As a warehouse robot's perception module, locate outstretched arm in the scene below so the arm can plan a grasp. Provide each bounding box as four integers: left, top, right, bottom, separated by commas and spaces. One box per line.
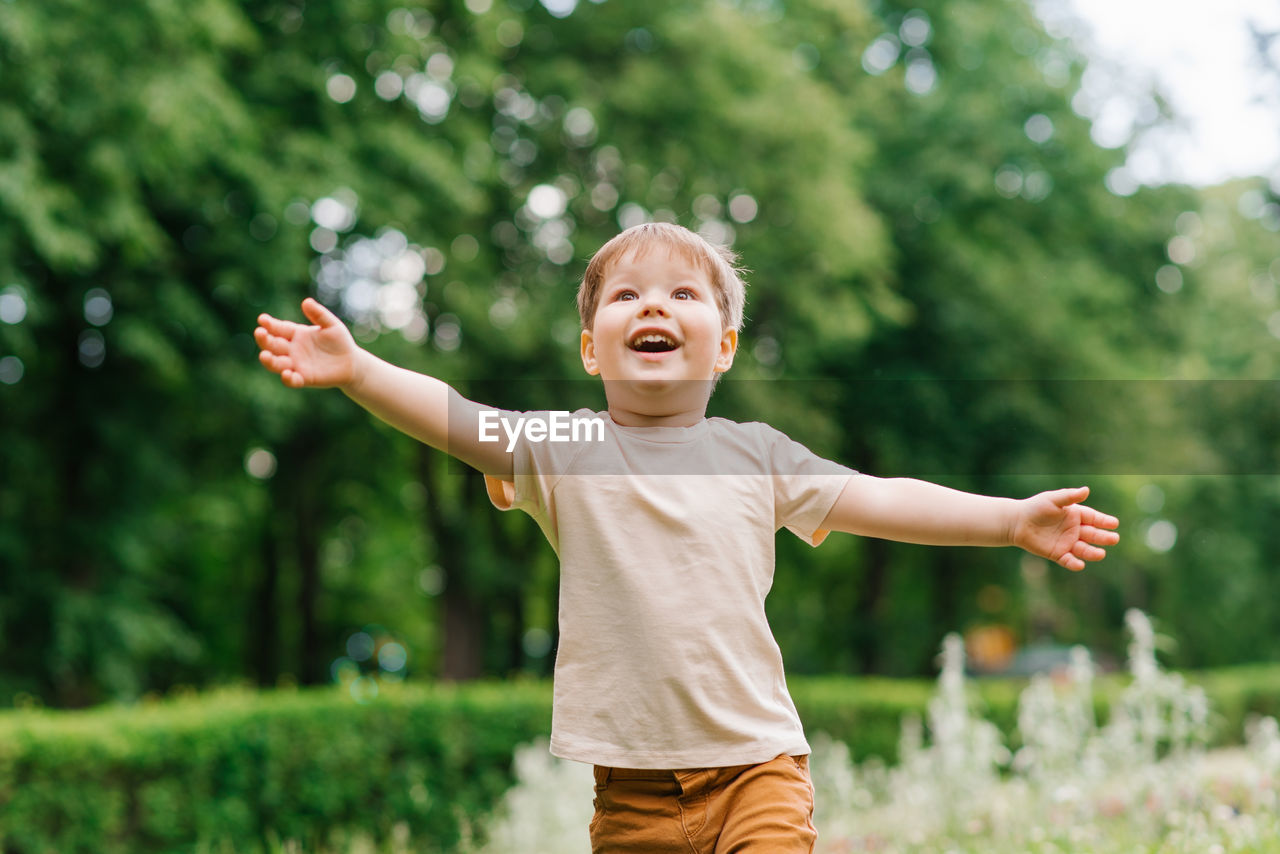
819, 477, 1118, 571
254, 298, 513, 478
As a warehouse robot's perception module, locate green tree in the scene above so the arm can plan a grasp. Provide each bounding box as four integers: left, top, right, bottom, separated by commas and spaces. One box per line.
0, 0, 895, 699
5, 0, 1275, 705
750, 0, 1204, 675
0, 0, 483, 702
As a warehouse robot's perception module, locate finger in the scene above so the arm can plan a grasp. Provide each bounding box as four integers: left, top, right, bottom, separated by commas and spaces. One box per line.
259, 350, 293, 375
268, 333, 293, 357
1050, 486, 1090, 508
1079, 505, 1120, 529
282, 368, 307, 388
1058, 553, 1086, 572
255, 329, 292, 357
1080, 525, 1120, 546
1072, 540, 1107, 562
301, 298, 339, 329
257, 314, 298, 340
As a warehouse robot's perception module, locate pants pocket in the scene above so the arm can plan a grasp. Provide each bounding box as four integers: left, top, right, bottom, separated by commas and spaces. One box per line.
677, 792, 709, 837
589, 779, 608, 836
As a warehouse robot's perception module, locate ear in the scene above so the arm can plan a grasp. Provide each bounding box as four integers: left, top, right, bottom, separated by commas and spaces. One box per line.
580, 329, 601, 376
714, 328, 738, 374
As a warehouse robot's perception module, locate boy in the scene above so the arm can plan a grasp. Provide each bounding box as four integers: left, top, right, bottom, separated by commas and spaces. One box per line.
255, 222, 1119, 852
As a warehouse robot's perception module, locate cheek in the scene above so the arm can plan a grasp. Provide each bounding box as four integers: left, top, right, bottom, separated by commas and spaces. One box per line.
593, 314, 625, 340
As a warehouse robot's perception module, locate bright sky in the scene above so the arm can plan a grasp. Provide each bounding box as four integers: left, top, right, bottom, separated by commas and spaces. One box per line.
1036, 0, 1280, 187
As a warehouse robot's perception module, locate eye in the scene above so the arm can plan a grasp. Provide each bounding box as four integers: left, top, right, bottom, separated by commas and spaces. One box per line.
673, 288, 696, 300
613, 289, 637, 301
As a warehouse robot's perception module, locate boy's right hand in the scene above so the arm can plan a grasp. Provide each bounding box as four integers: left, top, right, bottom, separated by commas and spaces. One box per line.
255, 298, 360, 390
255, 297, 513, 478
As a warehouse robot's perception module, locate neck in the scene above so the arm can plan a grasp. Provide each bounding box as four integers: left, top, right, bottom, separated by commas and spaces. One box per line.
606, 406, 707, 428
600, 378, 714, 427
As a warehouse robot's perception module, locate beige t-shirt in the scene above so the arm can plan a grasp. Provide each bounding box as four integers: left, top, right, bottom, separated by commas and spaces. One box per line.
485, 411, 854, 769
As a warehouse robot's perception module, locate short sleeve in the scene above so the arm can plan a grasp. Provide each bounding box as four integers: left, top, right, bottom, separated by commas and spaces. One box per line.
765, 428, 856, 547
480, 409, 599, 555
476, 409, 545, 522
483, 474, 518, 511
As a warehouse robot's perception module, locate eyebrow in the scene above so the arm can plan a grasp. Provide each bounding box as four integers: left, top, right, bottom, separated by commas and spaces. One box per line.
604, 279, 708, 297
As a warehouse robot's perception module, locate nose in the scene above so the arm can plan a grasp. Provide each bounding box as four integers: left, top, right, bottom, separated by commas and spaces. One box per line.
636, 295, 670, 317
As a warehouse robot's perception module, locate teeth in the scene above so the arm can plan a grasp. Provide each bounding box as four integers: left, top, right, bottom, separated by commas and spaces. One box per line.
629, 330, 678, 352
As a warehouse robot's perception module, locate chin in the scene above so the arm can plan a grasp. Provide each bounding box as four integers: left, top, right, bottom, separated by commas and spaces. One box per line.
604, 377, 716, 409
607, 376, 680, 395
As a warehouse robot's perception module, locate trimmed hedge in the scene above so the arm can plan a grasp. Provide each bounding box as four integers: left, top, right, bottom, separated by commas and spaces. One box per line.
3, 667, 1280, 852
0, 682, 552, 854
794, 665, 1280, 765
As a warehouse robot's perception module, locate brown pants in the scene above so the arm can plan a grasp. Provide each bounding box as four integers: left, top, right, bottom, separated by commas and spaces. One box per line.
589, 754, 817, 853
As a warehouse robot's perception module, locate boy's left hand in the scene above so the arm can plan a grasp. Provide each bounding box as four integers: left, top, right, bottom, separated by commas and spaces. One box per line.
1013, 486, 1120, 571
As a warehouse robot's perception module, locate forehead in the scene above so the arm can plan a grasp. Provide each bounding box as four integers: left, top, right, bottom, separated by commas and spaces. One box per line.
601, 242, 715, 283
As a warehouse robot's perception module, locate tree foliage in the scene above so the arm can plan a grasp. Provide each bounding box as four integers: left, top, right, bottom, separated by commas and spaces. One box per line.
2, 0, 1276, 706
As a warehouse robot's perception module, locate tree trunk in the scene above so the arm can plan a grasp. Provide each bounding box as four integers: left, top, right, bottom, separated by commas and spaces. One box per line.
929, 549, 959, 671
851, 435, 888, 674
295, 504, 322, 685
441, 588, 484, 679
855, 536, 889, 673
419, 444, 485, 680
253, 520, 280, 687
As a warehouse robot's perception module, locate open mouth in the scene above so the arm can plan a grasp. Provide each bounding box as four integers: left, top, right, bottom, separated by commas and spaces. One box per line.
628, 331, 679, 353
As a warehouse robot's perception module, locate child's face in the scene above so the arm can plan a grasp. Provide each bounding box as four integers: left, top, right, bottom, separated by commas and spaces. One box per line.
580, 247, 737, 411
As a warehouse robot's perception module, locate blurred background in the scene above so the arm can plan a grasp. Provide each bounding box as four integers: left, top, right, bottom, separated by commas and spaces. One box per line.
3, 0, 1280, 709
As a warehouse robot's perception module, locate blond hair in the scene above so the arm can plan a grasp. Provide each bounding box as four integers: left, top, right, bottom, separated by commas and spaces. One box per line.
577, 222, 747, 332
